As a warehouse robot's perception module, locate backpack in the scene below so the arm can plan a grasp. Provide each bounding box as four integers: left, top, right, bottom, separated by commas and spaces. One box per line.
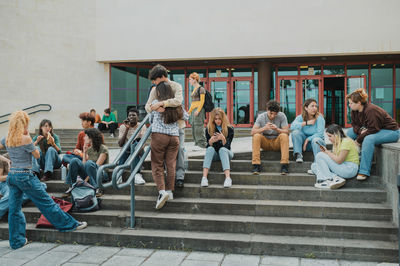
70, 181, 100, 212
202, 88, 215, 112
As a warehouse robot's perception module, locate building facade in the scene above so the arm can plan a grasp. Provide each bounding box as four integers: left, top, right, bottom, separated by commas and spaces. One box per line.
1, 0, 399, 135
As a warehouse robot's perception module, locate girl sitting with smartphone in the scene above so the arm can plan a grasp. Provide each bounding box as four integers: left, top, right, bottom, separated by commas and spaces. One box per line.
311, 124, 359, 189
201, 108, 234, 188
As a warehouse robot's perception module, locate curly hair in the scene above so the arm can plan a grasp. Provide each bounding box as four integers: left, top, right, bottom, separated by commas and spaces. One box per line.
84, 128, 104, 152
6, 110, 30, 147
346, 88, 368, 105
207, 108, 232, 138
189, 72, 200, 82
79, 112, 95, 125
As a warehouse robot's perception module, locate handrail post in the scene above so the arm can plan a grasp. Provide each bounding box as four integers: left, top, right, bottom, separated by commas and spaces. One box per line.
131, 180, 135, 228
397, 172, 400, 263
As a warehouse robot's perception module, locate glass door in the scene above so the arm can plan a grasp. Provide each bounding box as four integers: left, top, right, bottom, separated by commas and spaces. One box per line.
232, 77, 253, 126
209, 78, 230, 121
345, 76, 367, 126
301, 78, 322, 105
278, 78, 298, 124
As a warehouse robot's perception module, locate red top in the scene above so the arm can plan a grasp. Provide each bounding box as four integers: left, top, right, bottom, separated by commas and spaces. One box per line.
75, 131, 85, 150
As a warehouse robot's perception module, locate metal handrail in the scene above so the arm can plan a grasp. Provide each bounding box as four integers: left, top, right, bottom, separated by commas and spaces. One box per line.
96, 113, 152, 228
0, 104, 52, 124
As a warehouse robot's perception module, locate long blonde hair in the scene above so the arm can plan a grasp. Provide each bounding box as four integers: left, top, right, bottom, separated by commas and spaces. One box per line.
6, 111, 30, 147
207, 108, 231, 137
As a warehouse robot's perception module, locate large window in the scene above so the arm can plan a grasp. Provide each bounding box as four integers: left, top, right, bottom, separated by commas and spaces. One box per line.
371, 64, 393, 116
168, 70, 185, 106
323, 65, 345, 75
110, 66, 137, 123
278, 66, 297, 76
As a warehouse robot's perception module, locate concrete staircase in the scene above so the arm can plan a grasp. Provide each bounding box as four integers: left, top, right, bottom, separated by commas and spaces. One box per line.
0, 149, 398, 262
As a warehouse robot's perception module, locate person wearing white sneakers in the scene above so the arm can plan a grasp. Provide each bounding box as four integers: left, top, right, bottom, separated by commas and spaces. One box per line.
117, 108, 147, 185
201, 108, 234, 188
312, 124, 359, 190
150, 81, 189, 209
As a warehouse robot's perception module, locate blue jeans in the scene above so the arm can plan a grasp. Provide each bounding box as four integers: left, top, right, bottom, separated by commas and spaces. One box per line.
203, 147, 234, 171
62, 153, 82, 165
176, 128, 186, 181
7, 169, 79, 249
311, 152, 359, 182
0, 181, 47, 219
118, 140, 141, 172
32, 147, 62, 173
291, 130, 325, 160
66, 159, 99, 188
347, 128, 400, 176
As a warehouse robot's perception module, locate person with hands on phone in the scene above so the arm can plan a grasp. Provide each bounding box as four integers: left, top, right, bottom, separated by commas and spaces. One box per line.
201, 108, 234, 188
32, 119, 62, 182
64, 128, 109, 197
346, 88, 399, 181
290, 98, 325, 164
312, 124, 359, 189
118, 108, 147, 185
251, 100, 290, 175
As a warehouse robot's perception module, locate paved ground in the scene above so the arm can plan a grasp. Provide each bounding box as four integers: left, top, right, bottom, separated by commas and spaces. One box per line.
0, 240, 396, 266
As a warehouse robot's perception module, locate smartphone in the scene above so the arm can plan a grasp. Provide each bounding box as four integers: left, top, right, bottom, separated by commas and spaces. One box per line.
316, 140, 326, 150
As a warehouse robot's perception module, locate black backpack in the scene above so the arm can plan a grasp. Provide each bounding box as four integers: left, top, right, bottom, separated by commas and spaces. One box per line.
202, 88, 215, 112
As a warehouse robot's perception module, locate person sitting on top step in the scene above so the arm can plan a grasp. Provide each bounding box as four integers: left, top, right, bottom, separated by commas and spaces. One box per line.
32, 119, 62, 181
61, 112, 95, 166
118, 107, 147, 185
201, 108, 234, 188
290, 98, 325, 169
312, 124, 359, 190
98, 108, 118, 138
346, 88, 400, 181
251, 100, 290, 175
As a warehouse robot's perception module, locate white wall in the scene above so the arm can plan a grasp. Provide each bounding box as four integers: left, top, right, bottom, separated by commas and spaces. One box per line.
96, 0, 400, 62
0, 0, 108, 136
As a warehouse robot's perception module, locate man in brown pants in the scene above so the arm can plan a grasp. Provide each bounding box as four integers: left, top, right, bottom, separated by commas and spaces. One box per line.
251, 100, 290, 175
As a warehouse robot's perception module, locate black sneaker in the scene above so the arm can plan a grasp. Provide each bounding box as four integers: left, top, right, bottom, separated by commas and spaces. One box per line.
251, 164, 262, 175
281, 164, 289, 175
176, 179, 184, 188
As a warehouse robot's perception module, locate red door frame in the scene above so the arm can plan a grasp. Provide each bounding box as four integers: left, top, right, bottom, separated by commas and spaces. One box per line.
231, 76, 254, 127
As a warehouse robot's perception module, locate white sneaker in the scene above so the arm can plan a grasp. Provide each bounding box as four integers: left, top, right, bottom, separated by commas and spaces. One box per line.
330, 176, 346, 189
307, 169, 315, 175
110, 133, 115, 138
76, 221, 88, 230
166, 190, 173, 200
155, 191, 169, 209
295, 154, 303, 163
134, 173, 146, 185
201, 177, 208, 187
223, 177, 232, 188
314, 180, 332, 189
356, 174, 368, 181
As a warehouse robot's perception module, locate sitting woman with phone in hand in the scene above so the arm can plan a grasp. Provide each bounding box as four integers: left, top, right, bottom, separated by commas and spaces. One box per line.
311, 124, 359, 190
201, 108, 234, 188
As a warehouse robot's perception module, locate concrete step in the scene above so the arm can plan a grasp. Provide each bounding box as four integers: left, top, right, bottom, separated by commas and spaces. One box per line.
48, 194, 392, 221
2, 208, 396, 242
44, 181, 386, 203
0, 224, 396, 262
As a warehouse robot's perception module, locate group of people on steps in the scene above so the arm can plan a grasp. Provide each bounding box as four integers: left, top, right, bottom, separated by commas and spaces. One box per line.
0, 64, 398, 249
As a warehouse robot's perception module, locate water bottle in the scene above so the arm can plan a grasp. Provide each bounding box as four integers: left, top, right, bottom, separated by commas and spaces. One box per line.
61, 165, 67, 181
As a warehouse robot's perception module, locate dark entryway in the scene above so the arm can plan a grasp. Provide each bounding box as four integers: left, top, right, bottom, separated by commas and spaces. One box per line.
324, 77, 345, 126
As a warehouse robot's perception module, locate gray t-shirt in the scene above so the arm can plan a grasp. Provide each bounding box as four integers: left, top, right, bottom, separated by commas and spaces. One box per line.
254, 112, 288, 139
1, 138, 37, 169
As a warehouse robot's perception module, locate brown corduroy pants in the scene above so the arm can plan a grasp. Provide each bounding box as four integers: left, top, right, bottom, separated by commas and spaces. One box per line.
151, 133, 180, 191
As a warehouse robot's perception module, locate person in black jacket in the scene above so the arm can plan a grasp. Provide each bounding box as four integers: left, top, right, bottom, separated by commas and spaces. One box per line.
201, 108, 234, 188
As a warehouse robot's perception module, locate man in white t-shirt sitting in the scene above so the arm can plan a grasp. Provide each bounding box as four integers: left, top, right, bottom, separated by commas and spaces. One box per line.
118, 108, 147, 185
251, 100, 290, 175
